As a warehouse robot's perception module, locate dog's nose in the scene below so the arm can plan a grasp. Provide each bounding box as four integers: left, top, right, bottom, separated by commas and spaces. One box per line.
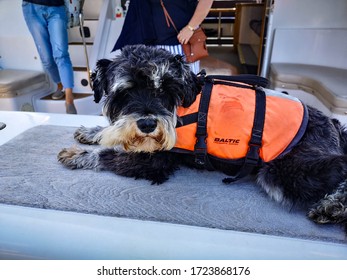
137, 118, 157, 133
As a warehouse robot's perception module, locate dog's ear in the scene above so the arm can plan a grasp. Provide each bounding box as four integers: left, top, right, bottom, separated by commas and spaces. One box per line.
91, 59, 112, 103
181, 73, 201, 107
171, 56, 201, 107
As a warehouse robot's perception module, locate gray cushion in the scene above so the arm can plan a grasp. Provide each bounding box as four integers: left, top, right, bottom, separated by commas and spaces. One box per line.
0, 125, 345, 244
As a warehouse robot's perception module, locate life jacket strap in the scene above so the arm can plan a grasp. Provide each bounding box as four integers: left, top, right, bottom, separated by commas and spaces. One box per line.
194, 79, 214, 169
207, 74, 269, 88
176, 112, 198, 128
223, 86, 266, 183
175, 74, 269, 180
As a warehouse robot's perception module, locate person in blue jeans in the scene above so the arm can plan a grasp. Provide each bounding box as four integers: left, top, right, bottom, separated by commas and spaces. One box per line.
22, 0, 77, 114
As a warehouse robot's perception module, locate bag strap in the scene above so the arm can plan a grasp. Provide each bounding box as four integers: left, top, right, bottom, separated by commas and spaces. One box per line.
160, 0, 179, 33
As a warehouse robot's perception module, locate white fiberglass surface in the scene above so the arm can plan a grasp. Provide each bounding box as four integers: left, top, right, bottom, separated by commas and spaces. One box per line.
1, 204, 347, 260
0, 111, 107, 146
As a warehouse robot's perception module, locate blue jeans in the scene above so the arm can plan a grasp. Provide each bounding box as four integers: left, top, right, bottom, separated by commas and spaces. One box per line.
22, 2, 74, 89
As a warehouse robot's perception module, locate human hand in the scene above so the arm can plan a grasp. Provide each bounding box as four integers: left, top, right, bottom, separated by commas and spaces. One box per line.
177, 26, 194, 45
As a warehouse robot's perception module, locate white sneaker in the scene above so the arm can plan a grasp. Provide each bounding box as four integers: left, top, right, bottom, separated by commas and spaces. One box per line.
52, 89, 65, 100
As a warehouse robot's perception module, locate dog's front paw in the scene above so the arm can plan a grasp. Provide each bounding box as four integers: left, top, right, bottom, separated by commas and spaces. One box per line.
74, 126, 102, 145
57, 146, 87, 169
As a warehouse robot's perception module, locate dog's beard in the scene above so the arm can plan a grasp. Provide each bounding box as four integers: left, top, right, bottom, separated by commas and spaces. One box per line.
94, 113, 177, 153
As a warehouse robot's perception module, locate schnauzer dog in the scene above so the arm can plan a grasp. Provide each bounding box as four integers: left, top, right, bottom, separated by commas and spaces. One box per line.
58, 45, 347, 231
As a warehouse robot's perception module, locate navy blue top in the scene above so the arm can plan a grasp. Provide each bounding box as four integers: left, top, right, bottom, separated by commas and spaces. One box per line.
113, 0, 198, 51
23, 0, 64, 6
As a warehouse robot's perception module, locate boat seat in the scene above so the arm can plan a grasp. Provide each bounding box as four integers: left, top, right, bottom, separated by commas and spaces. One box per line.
0, 69, 48, 98
270, 63, 347, 114
200, 56, 239, 75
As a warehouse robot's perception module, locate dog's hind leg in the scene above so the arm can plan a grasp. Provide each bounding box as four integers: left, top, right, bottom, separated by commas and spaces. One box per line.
257, 155, 347, 205
58, 146, 179, 184
257, 155, 347, 229
73, 126, 104, 145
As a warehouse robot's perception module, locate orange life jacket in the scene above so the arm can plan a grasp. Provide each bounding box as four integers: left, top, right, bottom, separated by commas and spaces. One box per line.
173, 76, 308, 178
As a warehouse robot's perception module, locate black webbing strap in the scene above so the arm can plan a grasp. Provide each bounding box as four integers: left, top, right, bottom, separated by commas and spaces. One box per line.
175, 76, 267, 177
176, 112, 198, 128
176, 74, 268, 128
194, 79, 214, 169
223, 87, 266, 183
207, 74, 269, 88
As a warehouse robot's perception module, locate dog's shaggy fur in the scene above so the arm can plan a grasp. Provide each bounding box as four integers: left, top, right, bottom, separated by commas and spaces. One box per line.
58, 45, 347, 231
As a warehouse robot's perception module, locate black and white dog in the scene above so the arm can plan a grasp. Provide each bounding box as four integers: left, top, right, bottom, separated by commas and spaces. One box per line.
58, 45, 347, 230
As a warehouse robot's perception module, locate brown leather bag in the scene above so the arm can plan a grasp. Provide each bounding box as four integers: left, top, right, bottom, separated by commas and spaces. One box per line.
160, 0, 209, 63
182, 27, 209, 63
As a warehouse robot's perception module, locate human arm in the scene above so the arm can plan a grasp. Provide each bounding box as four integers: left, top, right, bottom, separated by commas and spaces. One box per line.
177, 0, 214, 44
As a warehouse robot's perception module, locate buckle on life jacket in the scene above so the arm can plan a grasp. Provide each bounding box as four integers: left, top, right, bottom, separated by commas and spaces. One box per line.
194, 134, 207, 166
245, 128, 262, 166
245, 142, 261, 166
193, 78, 213, 169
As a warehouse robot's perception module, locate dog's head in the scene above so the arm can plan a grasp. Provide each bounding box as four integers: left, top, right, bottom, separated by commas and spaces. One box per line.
91, 45, 201, 153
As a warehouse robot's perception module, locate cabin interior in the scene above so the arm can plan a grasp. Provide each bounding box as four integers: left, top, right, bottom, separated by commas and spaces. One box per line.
0, 0, 347, 117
